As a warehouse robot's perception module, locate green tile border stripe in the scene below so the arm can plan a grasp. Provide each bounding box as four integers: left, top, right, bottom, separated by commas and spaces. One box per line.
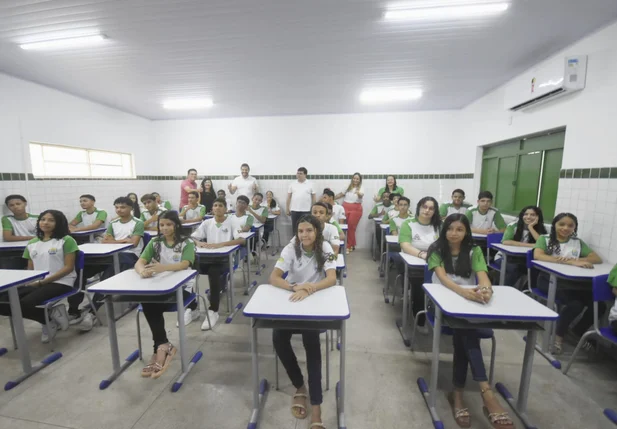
0, 173, 476, 181
560, 167, 617, 179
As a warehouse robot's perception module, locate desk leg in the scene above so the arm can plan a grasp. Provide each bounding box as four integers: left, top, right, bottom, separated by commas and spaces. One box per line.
396, 263, 411, 347
499, 253, 507, 285
227, 253, 234, 313
172, 286, 202, 392
113, 253, 120, 275
89, 234, 94, 243
379, 232, 385, 278
496, 329, 538, 429
530, 274, 561, 369
4, 286, 63, 391
248, 320, 268, 429
371, 225, 376, 261
336, 320, 347, 429
383, 242, 390, 303
417, 306, 443, 428
99, 297, 139, 390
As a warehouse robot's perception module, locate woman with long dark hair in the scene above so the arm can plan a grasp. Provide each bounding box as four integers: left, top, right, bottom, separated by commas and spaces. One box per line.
127, 192, 142, 219
335, 172, 364, 253
200, 177, 217, 214
373, 175, 405, 202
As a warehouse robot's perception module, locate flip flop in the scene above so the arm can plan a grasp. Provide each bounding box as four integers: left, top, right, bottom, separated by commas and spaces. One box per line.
310, 423, 326, 429
291, 393, 308, 419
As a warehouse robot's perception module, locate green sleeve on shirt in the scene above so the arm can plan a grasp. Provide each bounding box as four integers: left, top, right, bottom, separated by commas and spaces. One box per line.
74, 211, 84, 224
164, 201, 172, 210
246, 215, 254, 227
96, 210, 108, 222
534, 235, 548, 252
608, 264, 617, 287
502, 223, 516, 242
133, 220, 145, 237
1, 216, 13, 231
377, 187, 386, 197
262, 207, 269, 217
471, 246, 488, 273
22, 240, 34, 260
428, 252, 443, 271
398, 220, 412, 244
63, 236, 79, 254
396, 186, 405, 196
182, 240, 196, 265
389, 219, 397, 234
139, 213, 146, 221
105, 223, 114, 236
493, 211, 506, 230
579, 239, 592, 258
199, 206, 206, 218
369, 205, 378, 216
331, 220, 343, 235
140, 240, 155, 262
383, 212, 391, 223
465, 209, 473, 223
439, 203, 448, 218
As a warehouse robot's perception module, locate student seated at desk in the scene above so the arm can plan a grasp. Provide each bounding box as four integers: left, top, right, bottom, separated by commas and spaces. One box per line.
381, 193, 401, 225
465, 191, 506, 235
500, 206, 547, 287
190, 197, 246, 329
262, 190, 280, 248
323, 203, 345, 242
388, 196, 412, 236
102, 197, 144, 278
399, 196, 441, 327
293, 202, 340, 255
135, 211, 199, 378
321, 189, 346, 224
269, 214, 337, 428
2, 194, 37, 242
141, 194, 165, 231
247, 193, 268, 255
0, 210, 76, 343
151, 192, 172, 211
69, 194, 107, 239
127, 192, 142, 218
427, 213, 514, 429
368, 190, 392, 220
534, 212, 603, 354
607, 264, 617, 334
230, 195, 254, 234
440, 189, 471, 219
217, 189, 234, 212
179, 191, 206, 223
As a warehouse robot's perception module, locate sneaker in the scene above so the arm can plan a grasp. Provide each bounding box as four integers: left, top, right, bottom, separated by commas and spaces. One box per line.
51, 306, 69, 331
77, 312, 95, 332
41, 321, 58, 344
68, 312, 84, 325
176, 308, 200, 327
201, 311, 219, 330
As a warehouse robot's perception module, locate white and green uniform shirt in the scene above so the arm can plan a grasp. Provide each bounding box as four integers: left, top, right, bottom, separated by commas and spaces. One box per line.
2, 214, 38, 237
329, 219, 344, 236
106, 217, 145, 256
141, 208, 165, 227
428, 247, 487, 286
465, 207, 506, 231
140, 237, 196, 289
249, 205, 268, 228
275, 241, 337, 284
73, 208, 107, 227
159, 201, 172, 211
502, 221, 531, 243
439, 202, 471, 218
382, 209, 399, 224
182, 204, 206, 221
398, 218, 440, 251
389, 215, 412, 235
230, 213, 254, 234
191, 217, 241, 243
23, 235, 79, 287
331, 204, 346, 223
534, 235, 592, 260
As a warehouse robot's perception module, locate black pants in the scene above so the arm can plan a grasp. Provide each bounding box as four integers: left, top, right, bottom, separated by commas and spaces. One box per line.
291, 211, 311, 236
273, 329, 323, 405
537, 272, 604, 337
198, 257, 228, 312
142, 289, 195, 353
263, 218, 274, 244
0, 283, 73, 324
452, 329, 490, 388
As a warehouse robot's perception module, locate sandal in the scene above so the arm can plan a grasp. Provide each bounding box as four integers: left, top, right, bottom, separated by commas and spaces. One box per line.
291, 392, 308, 419
310, 423, 326, 429
150, 342, 177, 379
141, 354, 158, 378
447, 392, 471, 428
481, 387, 515, 429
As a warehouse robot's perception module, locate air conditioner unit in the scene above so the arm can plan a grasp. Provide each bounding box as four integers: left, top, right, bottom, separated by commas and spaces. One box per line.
504, 55, 587, 112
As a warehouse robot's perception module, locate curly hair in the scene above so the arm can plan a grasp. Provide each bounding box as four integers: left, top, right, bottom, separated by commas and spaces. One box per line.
547, 212, 578, 255
36, 210, 70, 240
293, 214, 327, 271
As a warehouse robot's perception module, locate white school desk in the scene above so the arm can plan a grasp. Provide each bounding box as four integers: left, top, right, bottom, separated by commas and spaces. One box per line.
383, 235, 400, 302
379, 223, 389, 277
490, 243, 531, 286
243, 284, 350, 429
419, 284, 558, 429
340, 223, 348, 231
71, 227, 107, 243
0, 269, 61, 391
78, 243, 132, 275
472, 233, 487, 239
396, 253, 427, 346
531, 260, 614, 367
336, 253, 346, 286
238, 231, 258, 293
195, 245, 242, 320
89, 269, 200, 392
371, 217, 383, 261
180, 220, 202, 233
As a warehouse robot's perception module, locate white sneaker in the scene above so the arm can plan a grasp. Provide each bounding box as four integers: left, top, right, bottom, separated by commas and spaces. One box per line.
77, 312, 95, 332
177, 308, 200, 327
41, 321, 58, 344
68, 312, 84, 325
201, 311, 219, 330
51, 306, 69, 331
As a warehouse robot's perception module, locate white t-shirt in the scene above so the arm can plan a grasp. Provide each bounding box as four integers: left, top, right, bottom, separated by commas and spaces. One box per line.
182, 204, 206, 220
275, 241, 337, 284
331, 204, 346, 223
229, 213, 254, 234
141, 208, 165, 227
232, 175, 258, 199
191, 217, 241, 243
288, 180, 316, 212
249, 205, 268, 228
106, 217, 145, 256
23, 236, 79, 287
2, 214, 38, 238
341, 186, 364, 204
398, 218, 440, 251
290, 222, 340, 249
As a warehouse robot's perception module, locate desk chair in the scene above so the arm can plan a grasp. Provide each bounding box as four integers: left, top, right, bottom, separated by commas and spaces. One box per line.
487, 234, 503, 273
411, 266, 496, 385
378, 226, 390, 278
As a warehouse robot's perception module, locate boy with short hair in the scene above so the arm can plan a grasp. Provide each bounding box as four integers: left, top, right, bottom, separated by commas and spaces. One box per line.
191, 198, 246, 329
389, 197, 412, 236
230, 195, 254, 234
180, 191, 206, 223
439, 189, 470, 219
151, 192, 172, 211
247, 193, 268, 253
69, 194, 107, 238
322, 188, 346, 224
465, 191, 506, 234
368, 191, 392, 219
140, 193, 165, 231
324, 202, 346, 241
217, 189, 234, 212
103, 196, 145, 270
2, 194, 37, 242
382, 193, 401, 224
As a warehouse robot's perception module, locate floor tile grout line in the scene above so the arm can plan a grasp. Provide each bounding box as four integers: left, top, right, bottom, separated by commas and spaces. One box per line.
0, 414, 79, 429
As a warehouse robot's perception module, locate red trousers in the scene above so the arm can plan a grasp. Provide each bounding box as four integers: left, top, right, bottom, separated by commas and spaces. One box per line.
342, 202, 363, 248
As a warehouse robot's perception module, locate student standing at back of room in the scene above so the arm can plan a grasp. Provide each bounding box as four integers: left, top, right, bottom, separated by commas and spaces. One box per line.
335, 172, 364, 253
180, 168, 199, 209
200, 177, 217, 214
440, 189, 471, 219
286, 167, 316, 236
465, 191, 506, 234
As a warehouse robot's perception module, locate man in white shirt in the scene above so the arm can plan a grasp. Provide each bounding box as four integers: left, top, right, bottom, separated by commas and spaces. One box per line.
286, 167, 316, 236
228, 163, 259, 200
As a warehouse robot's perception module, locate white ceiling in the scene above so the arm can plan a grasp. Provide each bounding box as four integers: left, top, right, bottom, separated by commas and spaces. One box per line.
1, 0, 616, 120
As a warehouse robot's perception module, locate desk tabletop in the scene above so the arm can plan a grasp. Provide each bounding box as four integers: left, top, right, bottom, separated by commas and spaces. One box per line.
341, 224, 348, 231
71, 227, 107, 236
0, 241, 29, 250
181, 221, 202, 228
472, 233, 487, 239
532, 260, 614, 280
0, 269, 48, 292
380, 224, 389, 230
238, 231, 256, 239
336, 254, 345, 269
373, 217, 383, 223
490, 243, 531, 255
243, 284, 350, 320
195, 244, 240, 256
423, 284, 558, 321
386, 235, 399, 244
78, 243, 133, 255
268, 214, 279, 219
88, 269, 197, 295
399, 252, 427, 267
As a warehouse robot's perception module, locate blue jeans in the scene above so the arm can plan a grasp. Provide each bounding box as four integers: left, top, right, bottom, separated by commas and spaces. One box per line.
452, 329, 490, 388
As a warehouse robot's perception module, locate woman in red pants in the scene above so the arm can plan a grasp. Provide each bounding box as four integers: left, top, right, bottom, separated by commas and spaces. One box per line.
336, 172, 364, 253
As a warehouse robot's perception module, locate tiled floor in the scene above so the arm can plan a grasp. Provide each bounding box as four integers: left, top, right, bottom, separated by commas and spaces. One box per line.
0, 250, 616, 429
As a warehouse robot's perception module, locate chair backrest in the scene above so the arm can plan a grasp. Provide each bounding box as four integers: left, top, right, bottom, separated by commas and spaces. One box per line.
487, 232, 504, 247
143, 233, 152, 249
424, 265, 432, 283
74, 250, 85, 291
592, 274, 612, 302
